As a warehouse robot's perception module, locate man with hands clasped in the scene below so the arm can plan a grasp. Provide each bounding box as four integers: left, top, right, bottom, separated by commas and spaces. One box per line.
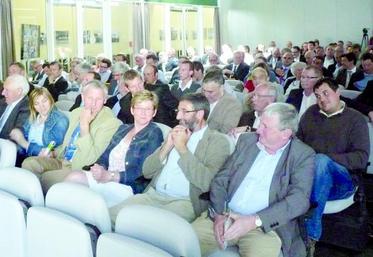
109, 93, 231, 223
192, 103, 315, 257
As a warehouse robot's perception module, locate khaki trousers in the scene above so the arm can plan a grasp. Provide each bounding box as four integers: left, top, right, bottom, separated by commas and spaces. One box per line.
192, 211, 282, 257
110, 187, 196, 224
22, 157, 72, 193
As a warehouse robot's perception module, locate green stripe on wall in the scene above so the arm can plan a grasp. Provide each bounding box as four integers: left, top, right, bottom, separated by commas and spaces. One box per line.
145, 0, 217, 6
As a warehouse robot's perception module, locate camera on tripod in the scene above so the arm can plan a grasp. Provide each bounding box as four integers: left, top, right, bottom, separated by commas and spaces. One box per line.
363, 28, 369, 35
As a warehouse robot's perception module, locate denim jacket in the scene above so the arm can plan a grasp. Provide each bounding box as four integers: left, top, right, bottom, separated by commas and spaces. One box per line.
96, 122, 163, 193
22, 107, 69, 156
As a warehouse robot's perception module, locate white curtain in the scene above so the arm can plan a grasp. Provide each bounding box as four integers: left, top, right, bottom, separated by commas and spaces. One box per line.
0, 0, 15, 81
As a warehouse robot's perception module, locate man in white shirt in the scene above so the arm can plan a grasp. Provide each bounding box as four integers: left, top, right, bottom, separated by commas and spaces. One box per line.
0, 75, 30, 139
335, 52, 359, 88
170, 60, 201, 99
192, 103, 315, 257
109, 93, 231, 223
286, 66, 323, 118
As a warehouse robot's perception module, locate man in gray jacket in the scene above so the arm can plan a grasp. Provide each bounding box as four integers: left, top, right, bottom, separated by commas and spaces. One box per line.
192, 103, 315, 257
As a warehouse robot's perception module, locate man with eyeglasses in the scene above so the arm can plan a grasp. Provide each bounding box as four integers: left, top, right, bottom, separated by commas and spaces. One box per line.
118, 69, 178, 127
230, 82, 277, 138
109, 93, 231, 223
297, 78, 369, 256
98, 58, 113, 84
286, 66, 322, 118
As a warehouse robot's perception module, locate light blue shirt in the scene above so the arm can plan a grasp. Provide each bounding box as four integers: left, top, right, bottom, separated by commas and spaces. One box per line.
155, 125, 208, 198
228, 140, 290, 215
28, 120, 45, 146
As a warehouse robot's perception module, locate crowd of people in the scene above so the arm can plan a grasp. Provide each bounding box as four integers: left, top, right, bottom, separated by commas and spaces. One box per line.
0, 38, 372, 257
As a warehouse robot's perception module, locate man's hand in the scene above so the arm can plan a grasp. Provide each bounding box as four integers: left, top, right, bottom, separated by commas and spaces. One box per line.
90, 164, 110, 183
213, 214, 226, 249
79, 108, 97, 136
368, 111, 373, 123
224, 213, 256, 241
171, 125, 191, 154
159, 131, 174, 162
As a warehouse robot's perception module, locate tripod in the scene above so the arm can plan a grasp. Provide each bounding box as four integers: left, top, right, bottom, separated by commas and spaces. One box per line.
361, 32, 369, 50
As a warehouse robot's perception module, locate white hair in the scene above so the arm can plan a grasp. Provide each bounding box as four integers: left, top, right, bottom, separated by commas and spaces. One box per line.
6, 74, 29, 96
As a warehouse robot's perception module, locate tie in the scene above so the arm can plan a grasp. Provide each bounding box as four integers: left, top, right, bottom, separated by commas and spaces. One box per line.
0, 105, 11, 133
345, 70, 352, 88
232, 65, 237, 74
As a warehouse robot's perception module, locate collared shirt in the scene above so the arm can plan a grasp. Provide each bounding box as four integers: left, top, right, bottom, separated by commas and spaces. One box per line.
112, 94, 124, 117
155, 125, 208, 198
345, 67, 357, 88
100, 70, 112, 83
228, 140, 290, 215
178, 79, 193, 92
299, 92, 317, 118
208, 101, 218, 118
323, 57, 335, 69
319, 101, 346, 118
0, 97, 24, 133
252, 111, 261, 129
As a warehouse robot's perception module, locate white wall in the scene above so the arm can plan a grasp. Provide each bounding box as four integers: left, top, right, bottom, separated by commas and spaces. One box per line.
218, 0, 373, 50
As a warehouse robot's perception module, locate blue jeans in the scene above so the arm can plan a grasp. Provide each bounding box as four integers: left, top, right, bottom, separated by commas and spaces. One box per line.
306, 154, 355, 240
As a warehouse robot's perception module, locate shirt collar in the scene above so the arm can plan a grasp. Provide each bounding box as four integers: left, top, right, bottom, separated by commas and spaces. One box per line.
256, 139, 291, 155
178, 79, 193, 91
319, 101, 345, 118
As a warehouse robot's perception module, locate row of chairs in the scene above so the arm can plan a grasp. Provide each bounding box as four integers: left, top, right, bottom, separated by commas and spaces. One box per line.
0, 167, 201, 257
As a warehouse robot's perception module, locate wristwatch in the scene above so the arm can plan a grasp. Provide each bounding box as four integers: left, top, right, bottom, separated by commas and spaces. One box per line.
255, 215, 262, 228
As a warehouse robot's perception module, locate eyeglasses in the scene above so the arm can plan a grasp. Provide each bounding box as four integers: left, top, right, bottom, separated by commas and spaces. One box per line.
133, 107, 154, 113
175, 109, 201, 115
301, 76, 319, 80
252, 93, 275, 98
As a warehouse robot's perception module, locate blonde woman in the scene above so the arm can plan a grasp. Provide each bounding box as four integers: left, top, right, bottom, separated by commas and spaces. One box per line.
10, 87, 69, 162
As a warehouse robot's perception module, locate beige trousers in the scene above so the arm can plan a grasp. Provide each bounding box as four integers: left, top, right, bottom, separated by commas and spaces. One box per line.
110, 187, 196, 224
22, 157, 72, 193
192, 211, 282, 257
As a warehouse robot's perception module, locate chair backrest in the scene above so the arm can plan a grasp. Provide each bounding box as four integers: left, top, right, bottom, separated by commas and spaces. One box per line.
115, 205, 201, 257
0, 167, 44, 206
55, 100, 75, 111
339, 89, 362, 100
26, 207, 93, 257
154, 122, 171, 140
46, 182, 111, 233
0, 190, 27, 257
0, 139, 17, 168
97, 233, 172, 257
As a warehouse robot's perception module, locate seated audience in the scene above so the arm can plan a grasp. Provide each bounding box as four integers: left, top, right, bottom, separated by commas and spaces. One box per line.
8, 62, 35, 95
43, 61, 68, 101
69, 71, 101, 111
108, 62, 130, 96
109, 93, 231, 223
297, 78, 369, 254
202, 69, 242, 133
223, 50, 250, 82
348, 53, 373, 91
170, 60, 201, 100
22, 80, 121, 192
193, 102, 315, 257
193, 61, 204, 85
143, 65, 178, 127
9, 88, 69, 164
274, 52, 294, 86
30, 59, 45, 84
286, 65, 322, 118
145, 53, 167, 84
65, 90, 163, 207
98, 58, 113, 84
335, 52, 360, 88
231, 82, 277, 136
0, 75, 30, 139
284, 62, 307, 97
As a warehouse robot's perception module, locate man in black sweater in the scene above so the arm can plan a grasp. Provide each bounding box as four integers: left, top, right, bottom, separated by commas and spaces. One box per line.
297, 78, 369, 248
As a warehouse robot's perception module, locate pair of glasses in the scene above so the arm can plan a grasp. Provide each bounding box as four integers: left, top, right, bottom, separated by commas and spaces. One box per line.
301, 76, 319, 80
175, 109, 200, 114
